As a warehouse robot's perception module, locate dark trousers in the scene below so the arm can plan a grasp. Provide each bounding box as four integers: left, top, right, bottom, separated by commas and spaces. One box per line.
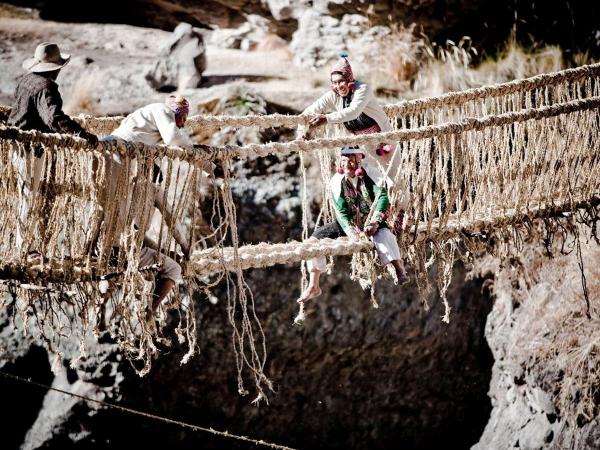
311, 221, 389, 239
312, 221, 345, 239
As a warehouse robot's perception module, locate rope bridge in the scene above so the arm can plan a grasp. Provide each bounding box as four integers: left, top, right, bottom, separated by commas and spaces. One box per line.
0, 63, 599, 402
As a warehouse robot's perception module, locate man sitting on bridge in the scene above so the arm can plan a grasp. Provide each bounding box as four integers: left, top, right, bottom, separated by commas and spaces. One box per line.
298, 145, 408, 304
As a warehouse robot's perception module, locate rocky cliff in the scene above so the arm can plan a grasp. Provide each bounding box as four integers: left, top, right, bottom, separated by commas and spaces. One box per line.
474, 239, 600, 450
6, 0, 600, 59
0, 257, 495, 449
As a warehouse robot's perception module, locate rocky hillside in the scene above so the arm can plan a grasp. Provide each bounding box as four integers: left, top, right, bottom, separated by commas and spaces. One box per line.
5, 0, 600, 60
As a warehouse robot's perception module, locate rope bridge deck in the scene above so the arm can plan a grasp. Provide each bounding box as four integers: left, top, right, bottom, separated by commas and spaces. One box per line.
1, 195, 595, 282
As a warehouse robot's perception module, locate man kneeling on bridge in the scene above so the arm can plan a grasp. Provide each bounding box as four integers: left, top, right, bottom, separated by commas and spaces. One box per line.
298, 145, 408, 303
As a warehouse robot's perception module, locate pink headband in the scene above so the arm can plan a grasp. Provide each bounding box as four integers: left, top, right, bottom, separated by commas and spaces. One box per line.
165, 95, 189, 116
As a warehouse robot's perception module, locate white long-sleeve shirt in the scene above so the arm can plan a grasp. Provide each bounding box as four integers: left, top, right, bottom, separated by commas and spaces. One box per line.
300, 82, 400, 179
299, 81, 392, 134
111, 103, 193, 147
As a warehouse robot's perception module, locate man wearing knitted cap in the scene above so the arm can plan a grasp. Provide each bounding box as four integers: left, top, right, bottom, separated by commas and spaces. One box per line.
298, 145, 408, 304
299, 52, 397, 175
108, 95, 193, 148
104, 95, 208, 181
98, 95, 197, 314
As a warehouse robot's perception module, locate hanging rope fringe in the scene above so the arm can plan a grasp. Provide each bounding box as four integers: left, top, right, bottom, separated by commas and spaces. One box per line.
0, 63, 599, 401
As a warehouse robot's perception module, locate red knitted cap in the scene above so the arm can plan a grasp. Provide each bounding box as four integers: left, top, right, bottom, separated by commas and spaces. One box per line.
330, 51, 354, 80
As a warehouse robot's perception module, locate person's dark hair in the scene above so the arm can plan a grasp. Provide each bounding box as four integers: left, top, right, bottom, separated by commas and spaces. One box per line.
40, 69, 61, 80
330, 71, 348, 80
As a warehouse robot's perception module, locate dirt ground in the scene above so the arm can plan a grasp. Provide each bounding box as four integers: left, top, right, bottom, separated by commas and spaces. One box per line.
0, 14, 326, 116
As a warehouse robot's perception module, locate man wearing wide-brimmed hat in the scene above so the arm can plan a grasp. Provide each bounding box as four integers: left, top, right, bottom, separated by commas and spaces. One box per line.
8, 42, 98, 142
9, 42, 98, 255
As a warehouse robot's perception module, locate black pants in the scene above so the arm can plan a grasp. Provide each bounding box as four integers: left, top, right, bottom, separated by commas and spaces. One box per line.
153, 163, 163, 184
312, 221, 345, 240
311, 221, 389, 239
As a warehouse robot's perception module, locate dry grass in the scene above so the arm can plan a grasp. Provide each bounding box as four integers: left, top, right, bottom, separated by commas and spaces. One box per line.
0, 4, 38, 19
63, 72, 100, 116
485, 227, 600, 428
411, 36, 480, 97
356, 26, 576, 100
353, 23, 427, 96
412, 37, 564, 98
475, 41, 563, 85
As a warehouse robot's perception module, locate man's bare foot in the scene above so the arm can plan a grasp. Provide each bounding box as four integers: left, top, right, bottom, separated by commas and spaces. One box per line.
297, 285, 322, 304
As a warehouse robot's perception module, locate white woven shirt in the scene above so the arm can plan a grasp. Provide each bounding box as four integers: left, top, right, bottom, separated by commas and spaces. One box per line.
111, 102, 193, 147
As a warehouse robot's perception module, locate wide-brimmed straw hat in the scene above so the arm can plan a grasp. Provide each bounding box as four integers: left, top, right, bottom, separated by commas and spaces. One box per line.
22, 42, 71, 73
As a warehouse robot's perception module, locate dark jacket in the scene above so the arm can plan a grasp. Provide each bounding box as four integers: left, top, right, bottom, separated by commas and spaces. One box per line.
8, 72, 94, 139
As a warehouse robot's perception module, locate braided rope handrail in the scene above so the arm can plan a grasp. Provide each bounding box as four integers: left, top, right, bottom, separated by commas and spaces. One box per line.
69, 61, 600, 131
383, 62, 600, 115
1, 63, 598, 133
2, 95, 599, 162
0, 125, 218, 164
75, 62, 600, 131
219, 95, 600, 158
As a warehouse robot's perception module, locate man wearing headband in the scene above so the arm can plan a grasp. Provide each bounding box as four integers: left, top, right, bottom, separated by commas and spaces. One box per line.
108, 95, 193, 148
96, 95, 195, 314
299, 52, 396, 171
104, 95, 203, 183
298, 145, 409, 304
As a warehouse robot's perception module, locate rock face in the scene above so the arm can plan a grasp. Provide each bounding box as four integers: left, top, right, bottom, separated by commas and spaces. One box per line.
0, 266, 495, 449
208, 15, 271, 51
6, 0, 600, 59
145, 22, 206, 91
290, 11, 369, 68
0, 305, 123, 450
473, 242, 600, 450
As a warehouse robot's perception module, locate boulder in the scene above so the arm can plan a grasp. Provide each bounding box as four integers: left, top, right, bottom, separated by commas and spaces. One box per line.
208, 14, 270, 50
145, 22, 206, 91
265, 0, 309, 21
290, 11, 370, 68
